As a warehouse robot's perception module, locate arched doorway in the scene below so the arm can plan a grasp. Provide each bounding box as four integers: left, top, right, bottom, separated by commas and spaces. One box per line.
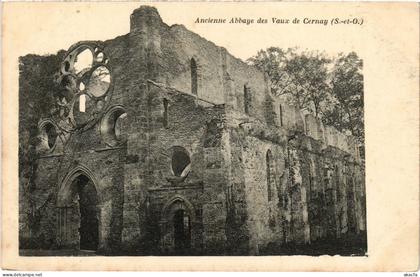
57, 167, 100, 251
75, 175, 99, 250
160, 197, 195, 254
173, 209, 191, 252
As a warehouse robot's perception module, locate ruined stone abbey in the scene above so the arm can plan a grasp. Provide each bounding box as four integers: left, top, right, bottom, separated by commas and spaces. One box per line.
19, 6, 366, 255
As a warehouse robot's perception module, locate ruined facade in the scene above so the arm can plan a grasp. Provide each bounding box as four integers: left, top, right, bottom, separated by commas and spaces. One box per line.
19, 6, 366, 255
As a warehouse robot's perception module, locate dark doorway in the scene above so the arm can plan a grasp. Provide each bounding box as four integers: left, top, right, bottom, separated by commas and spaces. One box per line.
173, 209, 191, 253
76, 175, 99, 251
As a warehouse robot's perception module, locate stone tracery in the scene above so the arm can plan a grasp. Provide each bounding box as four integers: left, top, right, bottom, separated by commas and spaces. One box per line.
56, 43, 113, 131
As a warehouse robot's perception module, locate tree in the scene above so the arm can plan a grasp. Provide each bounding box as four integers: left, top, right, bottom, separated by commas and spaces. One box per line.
248, 48, 365, 157
248, 48, 331, 118
323, 52, 364, 146
247, 47, 293, 97
282, 52, 331, 118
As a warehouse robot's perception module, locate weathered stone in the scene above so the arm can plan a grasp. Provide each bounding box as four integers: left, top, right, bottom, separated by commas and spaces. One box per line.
19, 5, 366, 255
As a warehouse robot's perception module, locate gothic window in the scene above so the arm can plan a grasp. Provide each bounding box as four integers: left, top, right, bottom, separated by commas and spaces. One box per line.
79, 94, 87, 112
115, 112, 127, 141
44, 123, 57, 149
38, 120, 58, 152
191, 58, 198, 95
279, 104, 284, 127
244, 85, 250, 115
73, 94, 93, 124
163, 98, 169, 128
266, 150, 275, 202
171, 146, 191, 177
100, 106, 127, 147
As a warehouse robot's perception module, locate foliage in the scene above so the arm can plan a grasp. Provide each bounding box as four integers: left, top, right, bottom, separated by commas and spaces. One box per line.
248, 48, 332, 118
18, 51, 65, 193
323, 52, 364, 145
248, 48, 364, 150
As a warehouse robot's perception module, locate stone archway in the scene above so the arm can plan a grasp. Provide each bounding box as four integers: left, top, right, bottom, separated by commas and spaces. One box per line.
76, 175, 99, 250
173, 209, 191, 251
56, 165, 101, 251
160, 196, 196, 254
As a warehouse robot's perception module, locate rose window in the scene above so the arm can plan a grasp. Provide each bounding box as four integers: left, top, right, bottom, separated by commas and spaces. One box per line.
57, 43, 112, 130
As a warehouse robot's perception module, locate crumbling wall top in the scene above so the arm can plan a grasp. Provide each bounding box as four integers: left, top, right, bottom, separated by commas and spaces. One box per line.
130, 5, 163, 33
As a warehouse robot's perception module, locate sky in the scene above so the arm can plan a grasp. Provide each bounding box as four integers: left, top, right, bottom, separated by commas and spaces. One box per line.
5, 2, 368, 61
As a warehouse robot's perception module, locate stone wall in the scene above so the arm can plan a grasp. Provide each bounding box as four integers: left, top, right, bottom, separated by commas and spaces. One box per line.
19, 5, 366, 255
120, 80, 229, 254
28, 125, 126, 252
227, 117, 365, 253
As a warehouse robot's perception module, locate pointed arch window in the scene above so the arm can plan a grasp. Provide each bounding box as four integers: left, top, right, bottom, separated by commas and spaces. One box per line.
279, 104, 283, 127
171, 146, 191, 177
266, 150, 275, 202
244, 85, 251, 115
191, 58, 198, 95
163, 98, 169, 128
79, 94, 86, 112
